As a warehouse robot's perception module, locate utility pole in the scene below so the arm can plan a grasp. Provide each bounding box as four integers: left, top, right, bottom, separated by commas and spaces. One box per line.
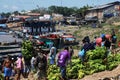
37, 5, 41, 13
61, 0, 62, 6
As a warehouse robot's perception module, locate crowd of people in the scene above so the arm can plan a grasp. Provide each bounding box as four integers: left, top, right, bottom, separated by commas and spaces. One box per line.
78, 29, 117, 62
1, 29, 118, 80
1, 45, 74, 80
2, 54, 25, 80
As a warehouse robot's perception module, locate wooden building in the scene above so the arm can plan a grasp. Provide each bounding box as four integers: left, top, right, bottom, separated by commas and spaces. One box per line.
85, 1, 120, 21
23, 20, 55, 35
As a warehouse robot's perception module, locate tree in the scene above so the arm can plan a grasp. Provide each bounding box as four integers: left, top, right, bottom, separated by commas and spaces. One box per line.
48, 5, 58, 14
21, 10, 27, 15
31, 7, 48, 15
48, 6, 76, 16
39, 7, 48, 15
48, 5, 92, 17
71, 7, 78, 13
22, 40, 33, 60
13, 11, 20, 15
0, 12, 11, 18
76, 5, 92, 18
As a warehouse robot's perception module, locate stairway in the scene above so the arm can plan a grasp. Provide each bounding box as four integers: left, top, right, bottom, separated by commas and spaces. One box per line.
0, 43, 21, 63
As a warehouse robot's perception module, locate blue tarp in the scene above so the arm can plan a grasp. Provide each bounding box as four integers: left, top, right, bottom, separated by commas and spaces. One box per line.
33, 36, 39, 39
104, 13, 114, 18
0, 24, 7, 28
65, 38, 75, 41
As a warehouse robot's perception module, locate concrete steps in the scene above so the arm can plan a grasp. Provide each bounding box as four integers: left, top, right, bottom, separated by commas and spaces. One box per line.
0, 44, 21, 62
0, 45, 20, 50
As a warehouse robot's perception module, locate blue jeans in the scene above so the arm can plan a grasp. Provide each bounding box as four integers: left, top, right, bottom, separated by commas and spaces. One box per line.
24, 65, 30, 73
31, 64, 35, 70
60, 66, 66, 79
50, 59, 55, 65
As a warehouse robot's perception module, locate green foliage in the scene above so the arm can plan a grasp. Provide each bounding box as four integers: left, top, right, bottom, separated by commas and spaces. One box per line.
0, 73, 4, 80
107, 54, 120, 70
48, 6, 75, 16
114, 54, 120, 61
73, 30, 79, 36
107, 62, 118, 70
86, 47, 107, 60
0, 12, 11, 18
78, 70, 85, 79
22, 40, 33, 59
48, 5, 91, 16
47, 47, 120, 79
47, 65, 61, 80
72, 56, 79, 59
67, 58, 83, 79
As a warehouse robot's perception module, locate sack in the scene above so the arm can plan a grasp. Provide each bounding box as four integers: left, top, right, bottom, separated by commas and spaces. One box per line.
78, 49, 85, 57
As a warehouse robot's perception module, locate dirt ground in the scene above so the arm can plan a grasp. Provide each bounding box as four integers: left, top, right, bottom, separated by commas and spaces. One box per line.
81, 64, 120, 80
56, 25, 113, 42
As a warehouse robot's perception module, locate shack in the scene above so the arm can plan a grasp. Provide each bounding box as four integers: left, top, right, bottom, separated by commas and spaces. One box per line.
23, 20, 56, 35
85, 1, 120, 22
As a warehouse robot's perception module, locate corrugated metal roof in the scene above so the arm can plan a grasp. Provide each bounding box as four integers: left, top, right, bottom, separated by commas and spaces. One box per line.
27, 13, 41, 16
88, 1, 120, 11
15, 16, 30, 19
88, 4, 113, 10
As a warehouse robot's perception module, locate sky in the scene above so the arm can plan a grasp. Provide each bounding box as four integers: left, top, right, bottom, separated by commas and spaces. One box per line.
0, 0, 119, 13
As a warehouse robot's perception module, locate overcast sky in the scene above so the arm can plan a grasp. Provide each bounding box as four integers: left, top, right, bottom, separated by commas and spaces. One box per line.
0, 0, 119, 12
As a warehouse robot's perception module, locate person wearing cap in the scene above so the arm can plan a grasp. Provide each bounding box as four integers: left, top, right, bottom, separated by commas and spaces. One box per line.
15, 54, 24, 80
